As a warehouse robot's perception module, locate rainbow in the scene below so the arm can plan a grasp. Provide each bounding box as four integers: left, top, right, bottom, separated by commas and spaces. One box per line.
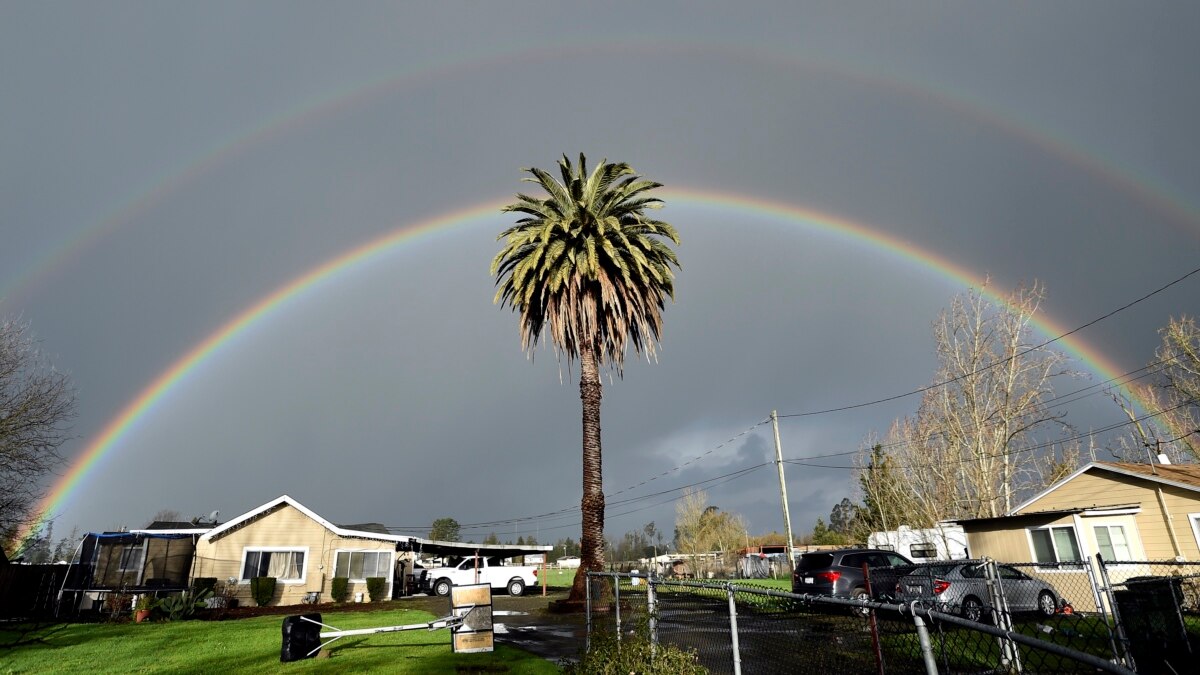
14, 190, 1148, 548
4, 40, 1198, 307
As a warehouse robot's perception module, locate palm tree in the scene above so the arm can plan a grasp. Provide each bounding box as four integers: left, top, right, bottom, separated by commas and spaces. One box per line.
492, 154, 680, 602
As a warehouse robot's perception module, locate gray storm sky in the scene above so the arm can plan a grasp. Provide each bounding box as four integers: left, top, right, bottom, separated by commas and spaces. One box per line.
2, 2, 1198, 547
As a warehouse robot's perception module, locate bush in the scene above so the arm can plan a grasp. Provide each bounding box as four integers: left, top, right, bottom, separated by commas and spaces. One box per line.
158, 589, 213, 621
562, 622, 707, 674
331, 577, 349, 603
366, 577, 387, 602
250, 577, 276, 607
191, 577, 218, 595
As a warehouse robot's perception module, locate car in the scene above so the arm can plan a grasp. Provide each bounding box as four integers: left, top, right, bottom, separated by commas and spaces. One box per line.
893, 562, 1062, 622
791, 549, 913, 605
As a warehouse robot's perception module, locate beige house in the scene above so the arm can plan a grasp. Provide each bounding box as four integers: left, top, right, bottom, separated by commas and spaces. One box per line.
193, 495, 408, 606
952, 461, 1200, 611
956, 461, 1200, 564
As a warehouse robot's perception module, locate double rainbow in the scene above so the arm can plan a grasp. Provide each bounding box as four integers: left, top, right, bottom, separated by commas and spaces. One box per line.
14, 189, 1145, 548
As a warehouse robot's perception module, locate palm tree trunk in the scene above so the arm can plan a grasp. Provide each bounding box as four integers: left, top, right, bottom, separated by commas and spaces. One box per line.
569, 343, 605, 602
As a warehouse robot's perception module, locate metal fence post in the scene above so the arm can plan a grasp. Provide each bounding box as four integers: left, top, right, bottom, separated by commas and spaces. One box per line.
726, 583, 742, 675
1082, 558, 1123, 667
585, 571, 592, 653
983, 559, 1022, 673
614, 573, 621, 644
647, 575, 658, 655
1095, 554, 1135, 670
911, 611, 940, 675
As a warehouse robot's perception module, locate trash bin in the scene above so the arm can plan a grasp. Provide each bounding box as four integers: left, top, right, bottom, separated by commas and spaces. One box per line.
1113, 576, 1190, 671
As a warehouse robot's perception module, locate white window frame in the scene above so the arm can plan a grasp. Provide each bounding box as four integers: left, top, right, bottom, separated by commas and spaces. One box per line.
1188, 513, 1200, 557
1092, 523, 1133, 562
333, 549, 394, 582
1025, 524, 1083, 567
238, 546, 309, 585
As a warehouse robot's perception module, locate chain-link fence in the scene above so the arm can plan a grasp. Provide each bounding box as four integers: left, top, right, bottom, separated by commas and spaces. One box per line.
1097, 559, 1200, 673
586, 571, 1135, 674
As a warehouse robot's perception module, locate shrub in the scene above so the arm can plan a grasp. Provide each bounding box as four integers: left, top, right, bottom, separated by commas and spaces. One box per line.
104, 592, 134, 620
158, 588, 213, 621
562, 622, 707, 675
250, 576, 276, 607
366, 577, 387, 602
331, 577, 350, 603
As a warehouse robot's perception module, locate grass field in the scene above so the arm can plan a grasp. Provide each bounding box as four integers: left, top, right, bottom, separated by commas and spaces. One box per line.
1, 608, 561, 675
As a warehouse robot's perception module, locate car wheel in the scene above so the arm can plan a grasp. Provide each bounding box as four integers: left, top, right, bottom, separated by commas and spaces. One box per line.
508, 578, 525, 597
961, 596, 986, 623
434, 578, 452, 597
1037, 591, 1057, 617
850, 587, 870, 617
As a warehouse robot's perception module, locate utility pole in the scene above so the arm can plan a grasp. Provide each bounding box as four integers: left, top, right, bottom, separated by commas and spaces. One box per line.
771, 410, 797, 575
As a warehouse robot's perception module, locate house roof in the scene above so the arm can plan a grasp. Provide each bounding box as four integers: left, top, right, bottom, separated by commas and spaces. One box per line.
952, 503, 1141, 527
335, 522, 390, 535
203, 495, 552, 558
1009, 460, 1200, 516
203, 495, 405, 544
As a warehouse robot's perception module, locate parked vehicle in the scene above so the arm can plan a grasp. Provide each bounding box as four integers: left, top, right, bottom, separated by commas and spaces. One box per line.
791, 549, 913, 604
894, 562, 1062, 622
422, 556, 539, 597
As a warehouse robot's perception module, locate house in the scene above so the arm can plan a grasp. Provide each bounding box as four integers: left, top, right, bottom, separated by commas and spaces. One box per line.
950, 461, 1200, 611
193, 495, 409, 606
954, 461, 1200, 564
192, 495, 553, 607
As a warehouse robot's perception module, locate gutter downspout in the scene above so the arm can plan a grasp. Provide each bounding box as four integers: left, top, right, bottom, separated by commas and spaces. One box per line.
1154, 486, 1183, 558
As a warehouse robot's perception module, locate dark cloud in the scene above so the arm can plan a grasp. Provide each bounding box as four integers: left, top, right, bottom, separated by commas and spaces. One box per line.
2, 3, 1197, 545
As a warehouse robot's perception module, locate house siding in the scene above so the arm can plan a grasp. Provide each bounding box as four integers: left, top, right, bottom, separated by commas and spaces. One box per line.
961, 513, 1077, 563
193, 503, 397, 606
1018, 469, 1200, 560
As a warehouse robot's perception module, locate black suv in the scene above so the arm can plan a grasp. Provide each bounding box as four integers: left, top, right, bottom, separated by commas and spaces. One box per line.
792, 548, 912, 601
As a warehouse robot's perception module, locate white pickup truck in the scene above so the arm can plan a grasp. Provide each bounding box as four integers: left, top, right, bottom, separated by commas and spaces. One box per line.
424, 556, 539, 597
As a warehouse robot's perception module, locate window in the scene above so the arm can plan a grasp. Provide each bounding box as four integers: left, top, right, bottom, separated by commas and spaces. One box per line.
1093, 525, 1131, 561
241, 549, 306, 582
334, 551, 392, 580
119, 545, 144, 572
1028, 526, 1082, 563
909, 543, 938, 559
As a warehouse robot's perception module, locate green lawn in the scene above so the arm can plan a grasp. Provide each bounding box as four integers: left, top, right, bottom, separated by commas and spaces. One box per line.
1, 608, 560, 674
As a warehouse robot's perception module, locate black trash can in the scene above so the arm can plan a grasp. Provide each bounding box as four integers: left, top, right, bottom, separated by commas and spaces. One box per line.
1113, 576, 1190, 673
280, 613, 323, 662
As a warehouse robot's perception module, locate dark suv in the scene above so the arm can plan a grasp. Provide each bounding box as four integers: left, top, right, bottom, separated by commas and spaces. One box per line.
792, 548, 913, 602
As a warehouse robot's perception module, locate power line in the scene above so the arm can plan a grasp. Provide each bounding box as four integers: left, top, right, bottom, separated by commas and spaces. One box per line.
778, 265, 1199, 419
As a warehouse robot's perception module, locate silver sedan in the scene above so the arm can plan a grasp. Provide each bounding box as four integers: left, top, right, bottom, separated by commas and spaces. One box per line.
894, 562, 1062, 622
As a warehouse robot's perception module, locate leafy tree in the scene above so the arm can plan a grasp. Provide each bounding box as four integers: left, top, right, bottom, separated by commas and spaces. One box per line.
829, 498, 857, 536
810, 518, 849, 545
1, 318, 76, 555
429, 517, 461, 542
50, 526, 81, 563
492, 154, 680, 602
482, 532, 500, 545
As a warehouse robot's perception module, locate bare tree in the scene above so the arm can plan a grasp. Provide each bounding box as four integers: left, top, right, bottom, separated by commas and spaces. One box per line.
1, 319, 75, 554
1110, 316, 1200, 462
673, 488, 748, 577
144, 509, 183, 527
855, 283, 1075, 529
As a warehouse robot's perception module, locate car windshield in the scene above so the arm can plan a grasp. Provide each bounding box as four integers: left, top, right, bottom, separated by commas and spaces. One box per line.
798, 554, 834, 571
